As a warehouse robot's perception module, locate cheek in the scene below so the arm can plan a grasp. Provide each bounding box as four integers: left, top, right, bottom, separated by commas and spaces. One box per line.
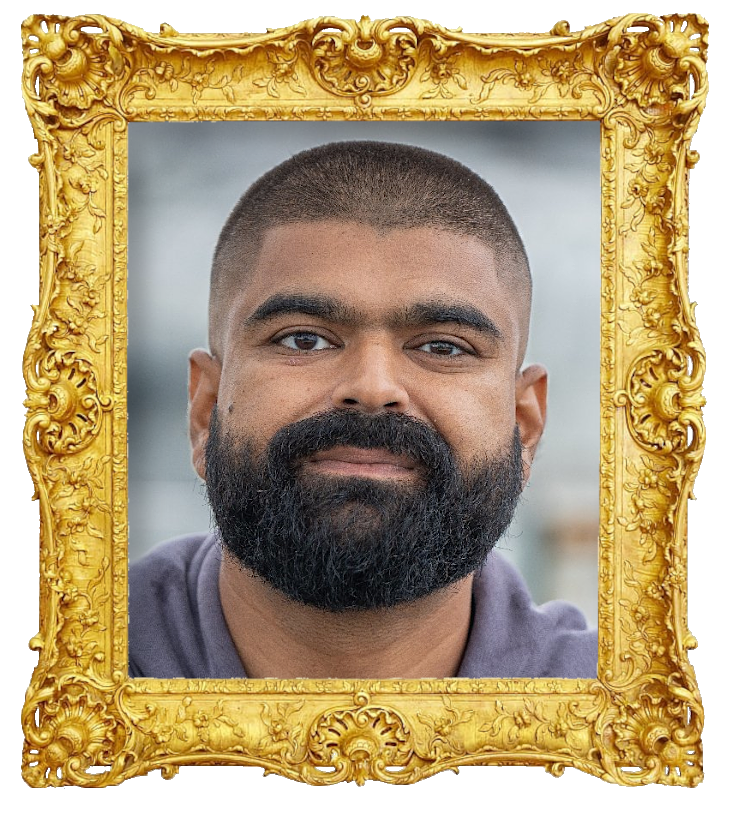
217, 364, 329, 443
419, 381, 517, 461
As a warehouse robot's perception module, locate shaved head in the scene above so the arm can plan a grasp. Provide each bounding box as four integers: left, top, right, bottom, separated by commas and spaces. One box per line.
209, 141, 531, 357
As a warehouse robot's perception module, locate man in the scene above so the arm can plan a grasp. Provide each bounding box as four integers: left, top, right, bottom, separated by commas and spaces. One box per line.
129, 141, 597, 679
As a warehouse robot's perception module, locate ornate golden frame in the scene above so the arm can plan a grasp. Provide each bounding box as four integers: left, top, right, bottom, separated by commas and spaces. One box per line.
20, 13, 707, 787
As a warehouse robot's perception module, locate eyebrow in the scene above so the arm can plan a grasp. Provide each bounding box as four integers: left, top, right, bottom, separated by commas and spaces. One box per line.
245, 292, 502, 342
245, 293, 360, 326
397, 301, 503, 341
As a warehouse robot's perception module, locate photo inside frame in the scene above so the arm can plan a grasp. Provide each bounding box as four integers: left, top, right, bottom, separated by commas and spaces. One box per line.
127, 120, 600, 629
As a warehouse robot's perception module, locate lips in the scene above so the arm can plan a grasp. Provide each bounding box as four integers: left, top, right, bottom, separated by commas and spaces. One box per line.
304, 446, 420, 478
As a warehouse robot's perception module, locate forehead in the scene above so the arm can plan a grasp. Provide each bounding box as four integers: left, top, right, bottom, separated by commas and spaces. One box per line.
242, 221, 515, 314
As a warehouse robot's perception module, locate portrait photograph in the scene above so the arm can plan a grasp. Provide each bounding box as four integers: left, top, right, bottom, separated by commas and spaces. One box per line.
127, 119, 601, 680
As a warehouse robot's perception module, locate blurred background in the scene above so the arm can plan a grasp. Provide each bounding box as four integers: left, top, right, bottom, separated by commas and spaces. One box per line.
128, 120, 600, 626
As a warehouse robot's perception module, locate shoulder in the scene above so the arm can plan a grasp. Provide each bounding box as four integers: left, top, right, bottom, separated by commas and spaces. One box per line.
128, 532, 219, 678
460, 553, 598, 679
130, 532, 214, 596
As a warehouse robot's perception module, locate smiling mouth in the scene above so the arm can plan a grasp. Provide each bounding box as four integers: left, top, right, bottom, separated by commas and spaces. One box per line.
302, 446, 421, 479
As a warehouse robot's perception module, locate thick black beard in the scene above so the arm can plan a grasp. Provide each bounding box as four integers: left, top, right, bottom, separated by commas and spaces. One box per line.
205, 408, 523, 612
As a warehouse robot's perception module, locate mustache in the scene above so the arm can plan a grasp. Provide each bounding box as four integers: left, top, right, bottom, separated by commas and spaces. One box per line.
262, 409, 455, 474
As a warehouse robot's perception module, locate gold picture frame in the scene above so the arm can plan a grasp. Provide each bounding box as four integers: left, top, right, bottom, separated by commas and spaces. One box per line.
20, 12, 707, 787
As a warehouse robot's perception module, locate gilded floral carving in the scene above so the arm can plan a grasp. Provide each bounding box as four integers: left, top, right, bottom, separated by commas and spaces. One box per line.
477, 50, 599, 105
253, 52, 306, 98
131, 56, 246, 105
417, 696, 473, 756
259, 701, 306, 759
420, 52, 467, 99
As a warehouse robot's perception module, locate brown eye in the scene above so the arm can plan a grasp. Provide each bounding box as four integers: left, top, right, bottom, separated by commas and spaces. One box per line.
418, 340, 466, 356
278, 332, 335, 352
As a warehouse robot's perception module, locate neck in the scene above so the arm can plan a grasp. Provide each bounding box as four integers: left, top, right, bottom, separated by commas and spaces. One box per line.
218, 555, 474, 678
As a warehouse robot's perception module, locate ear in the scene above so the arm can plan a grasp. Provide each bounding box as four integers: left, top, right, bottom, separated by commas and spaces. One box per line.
515, 364, 548, 486
188, 349, 222, 481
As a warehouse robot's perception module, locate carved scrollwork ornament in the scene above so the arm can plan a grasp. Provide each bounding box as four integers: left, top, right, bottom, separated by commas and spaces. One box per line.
600, 682, 703, 786
22, 15, 129, 118
22, 676, 128, 787
611, 15, 708, 112
309, 16, 420, 106
617, 348, 705, 455
25, 351, 109, 455
20, 13, 707, 788
306, 692, 418, 784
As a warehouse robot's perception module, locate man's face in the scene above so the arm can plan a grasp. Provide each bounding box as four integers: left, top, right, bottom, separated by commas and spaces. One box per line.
189, 221, 547, 608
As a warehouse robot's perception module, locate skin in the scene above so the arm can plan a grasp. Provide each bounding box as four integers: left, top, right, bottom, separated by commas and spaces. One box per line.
188, 221, 547, 678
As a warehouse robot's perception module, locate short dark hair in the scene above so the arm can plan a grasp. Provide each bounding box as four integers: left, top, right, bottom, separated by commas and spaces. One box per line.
210, 140, 530, 351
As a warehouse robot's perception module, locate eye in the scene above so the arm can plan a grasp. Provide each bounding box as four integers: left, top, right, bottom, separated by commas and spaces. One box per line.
276, 332, 337, 352
416, 340, 468, 357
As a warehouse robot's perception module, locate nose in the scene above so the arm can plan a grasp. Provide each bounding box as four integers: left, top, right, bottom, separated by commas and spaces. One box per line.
330, 339, 410, 413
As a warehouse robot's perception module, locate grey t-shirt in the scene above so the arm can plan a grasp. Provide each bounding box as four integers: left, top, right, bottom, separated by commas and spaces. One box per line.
129, 533, 597, 678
